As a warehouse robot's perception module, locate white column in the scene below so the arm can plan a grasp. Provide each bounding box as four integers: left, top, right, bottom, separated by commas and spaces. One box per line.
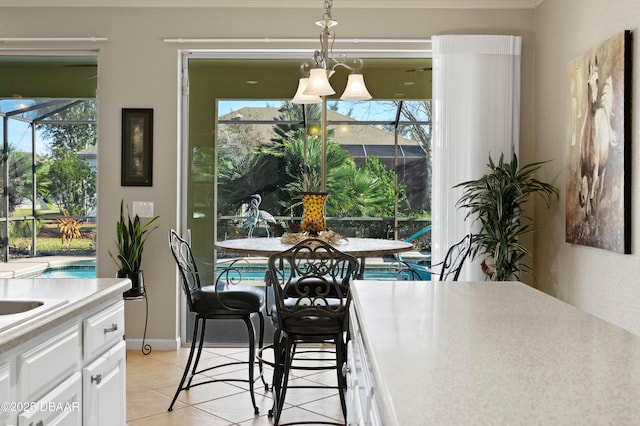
431, 35, 521, 281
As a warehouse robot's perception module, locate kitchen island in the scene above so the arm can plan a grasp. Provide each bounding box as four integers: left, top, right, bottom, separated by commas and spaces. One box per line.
0, 278, 130, 426
347, 280, 640, 425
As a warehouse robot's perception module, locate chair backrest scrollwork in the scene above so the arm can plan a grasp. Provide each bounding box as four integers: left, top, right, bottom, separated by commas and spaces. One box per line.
169, 230, 201, 311
439, 233, 472, 281
267, 238, 359, 330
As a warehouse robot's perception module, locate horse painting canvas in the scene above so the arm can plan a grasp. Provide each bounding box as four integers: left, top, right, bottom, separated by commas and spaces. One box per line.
566, 31, 631, 253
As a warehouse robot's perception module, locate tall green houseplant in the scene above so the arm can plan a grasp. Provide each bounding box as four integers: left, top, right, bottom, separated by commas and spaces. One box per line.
455, 152, 558, 281
110, 200, 159, 297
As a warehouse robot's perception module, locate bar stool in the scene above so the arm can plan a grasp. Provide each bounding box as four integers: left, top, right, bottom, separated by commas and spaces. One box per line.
265, 238, 359, 425
168, 229, 265, 414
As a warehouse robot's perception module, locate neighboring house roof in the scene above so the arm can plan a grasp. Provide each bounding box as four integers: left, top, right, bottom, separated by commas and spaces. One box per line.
77, 145, 97, 171
218, 107, 425, 152
77, 145, 97, 159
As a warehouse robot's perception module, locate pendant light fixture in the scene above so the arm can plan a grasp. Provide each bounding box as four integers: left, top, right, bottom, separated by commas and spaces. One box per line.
291, 0, 372, 104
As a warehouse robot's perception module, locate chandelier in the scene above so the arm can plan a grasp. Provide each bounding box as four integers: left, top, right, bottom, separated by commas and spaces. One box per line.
292, 0, 372, 104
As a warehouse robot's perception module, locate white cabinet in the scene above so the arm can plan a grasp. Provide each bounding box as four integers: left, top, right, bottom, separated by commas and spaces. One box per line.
83, 301, 125, 361
345, 341, 364, 426
18, 325, 80, 402
0, 361, 13, 426
0, 299, 126, 426
346, 305, 381, 426
83, 340, 126, 426
18, 372, 82, 426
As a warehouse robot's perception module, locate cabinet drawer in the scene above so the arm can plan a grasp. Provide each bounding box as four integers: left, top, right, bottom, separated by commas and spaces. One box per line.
19, 325, 80, 402
18, 372, 82, 426
84, 301, 125, 361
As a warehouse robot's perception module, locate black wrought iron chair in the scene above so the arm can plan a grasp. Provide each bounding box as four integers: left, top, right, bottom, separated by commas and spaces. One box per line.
438, 233, 472, 281
398, 233, 472, 281
265, 238, 359, 425
168, 230, 265, 414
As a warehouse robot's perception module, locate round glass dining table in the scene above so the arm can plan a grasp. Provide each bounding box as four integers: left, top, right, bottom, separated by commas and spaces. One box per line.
215, 237, 414, 278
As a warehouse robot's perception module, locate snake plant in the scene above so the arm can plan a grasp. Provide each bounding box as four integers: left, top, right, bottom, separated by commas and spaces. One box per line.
109, 200, 159, 273
455, 152, 558, 281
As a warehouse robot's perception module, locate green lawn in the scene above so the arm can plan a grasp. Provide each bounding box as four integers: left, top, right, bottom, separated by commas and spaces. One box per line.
9, 211, 96, 252
11, 236, 94, 250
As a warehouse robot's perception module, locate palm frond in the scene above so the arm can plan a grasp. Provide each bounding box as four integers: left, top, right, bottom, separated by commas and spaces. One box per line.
455, 152, 558, 280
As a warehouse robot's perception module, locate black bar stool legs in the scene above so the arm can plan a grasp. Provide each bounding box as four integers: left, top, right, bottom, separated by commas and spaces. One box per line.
168, 315, 203, 411
167, 313, 263, 414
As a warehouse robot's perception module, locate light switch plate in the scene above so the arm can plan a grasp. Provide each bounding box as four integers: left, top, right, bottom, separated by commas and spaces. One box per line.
132, 201, 154, 218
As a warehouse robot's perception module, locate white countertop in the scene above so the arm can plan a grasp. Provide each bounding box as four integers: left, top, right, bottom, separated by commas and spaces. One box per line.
0, 278, 131, 353
351, 280, 640, 425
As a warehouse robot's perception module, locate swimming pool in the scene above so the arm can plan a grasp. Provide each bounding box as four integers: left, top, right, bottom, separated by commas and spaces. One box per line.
21, 260, 412, 280
34, 267, 97, 279
21, 260, 97, 279
215, 262, 407, 282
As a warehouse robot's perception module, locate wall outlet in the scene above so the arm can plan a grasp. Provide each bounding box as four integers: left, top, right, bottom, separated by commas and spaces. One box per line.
132, 201, 154, 218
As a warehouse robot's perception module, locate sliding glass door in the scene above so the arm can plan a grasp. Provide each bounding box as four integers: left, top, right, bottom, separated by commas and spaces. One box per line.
180, 53, 431, 343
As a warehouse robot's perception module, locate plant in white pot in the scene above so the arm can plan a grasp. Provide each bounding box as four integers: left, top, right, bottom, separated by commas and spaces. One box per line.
109, 200, 159, 297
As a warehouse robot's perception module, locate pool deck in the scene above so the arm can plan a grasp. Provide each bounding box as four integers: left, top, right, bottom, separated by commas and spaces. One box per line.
0, 256, 96, 278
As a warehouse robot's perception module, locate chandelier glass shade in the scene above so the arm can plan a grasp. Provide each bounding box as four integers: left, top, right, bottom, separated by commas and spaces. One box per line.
304, 67, 336, 97
292, 77, 323, 104
340, 72, 372, 100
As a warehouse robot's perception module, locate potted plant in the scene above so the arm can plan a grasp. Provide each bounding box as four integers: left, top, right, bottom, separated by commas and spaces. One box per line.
109, 200, 159, 297
455, 152, 558, 281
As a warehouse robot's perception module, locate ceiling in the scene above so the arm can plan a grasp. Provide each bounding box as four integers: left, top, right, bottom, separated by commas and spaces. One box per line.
0, 55, 98, 98
190, 57, 432, 100
0, 0, 544, 8
0, 55, 431, 100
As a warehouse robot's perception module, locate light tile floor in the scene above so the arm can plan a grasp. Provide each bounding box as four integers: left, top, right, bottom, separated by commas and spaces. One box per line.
126, 346, 345, 425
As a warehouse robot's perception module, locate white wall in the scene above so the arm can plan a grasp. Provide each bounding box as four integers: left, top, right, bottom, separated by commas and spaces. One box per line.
534, 0, 640, 335
0, 6, 534, 346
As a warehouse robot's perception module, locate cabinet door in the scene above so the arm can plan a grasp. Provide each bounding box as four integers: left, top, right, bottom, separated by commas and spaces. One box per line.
82, 341, 126, 426
19, 325, 80, 402
0, 361, 15, 426
345, 341, 364, 426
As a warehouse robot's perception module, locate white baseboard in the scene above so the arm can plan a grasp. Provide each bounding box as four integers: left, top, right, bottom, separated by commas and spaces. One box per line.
125, 337, 181, 351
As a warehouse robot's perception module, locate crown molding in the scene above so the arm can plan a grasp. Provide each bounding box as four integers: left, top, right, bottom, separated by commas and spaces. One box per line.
0, 0, 544, 9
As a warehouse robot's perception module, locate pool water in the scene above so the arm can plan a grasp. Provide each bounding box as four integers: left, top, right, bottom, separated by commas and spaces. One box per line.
24, 261, 414, 280
20, 260, 97, 279
216, 265, 405, 281
34, 268, 97, 279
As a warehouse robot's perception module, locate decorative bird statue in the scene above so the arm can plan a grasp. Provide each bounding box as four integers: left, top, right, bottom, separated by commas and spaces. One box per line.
243, 194, 276, 238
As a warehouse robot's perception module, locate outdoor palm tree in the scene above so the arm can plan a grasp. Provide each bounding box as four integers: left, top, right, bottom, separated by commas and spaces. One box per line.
455, 152, 558, 281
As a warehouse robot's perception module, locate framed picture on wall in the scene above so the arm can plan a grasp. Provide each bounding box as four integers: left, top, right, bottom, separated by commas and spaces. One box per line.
565, 31, 632, 253
121, 108, 153, 186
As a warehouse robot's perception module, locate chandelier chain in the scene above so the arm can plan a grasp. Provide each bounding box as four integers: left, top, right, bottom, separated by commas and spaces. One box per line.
322, 0, 333, 21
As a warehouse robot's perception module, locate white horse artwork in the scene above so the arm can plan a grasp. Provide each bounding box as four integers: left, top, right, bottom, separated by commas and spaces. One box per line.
566, 30, 629, 253
578, 56, 618, 219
